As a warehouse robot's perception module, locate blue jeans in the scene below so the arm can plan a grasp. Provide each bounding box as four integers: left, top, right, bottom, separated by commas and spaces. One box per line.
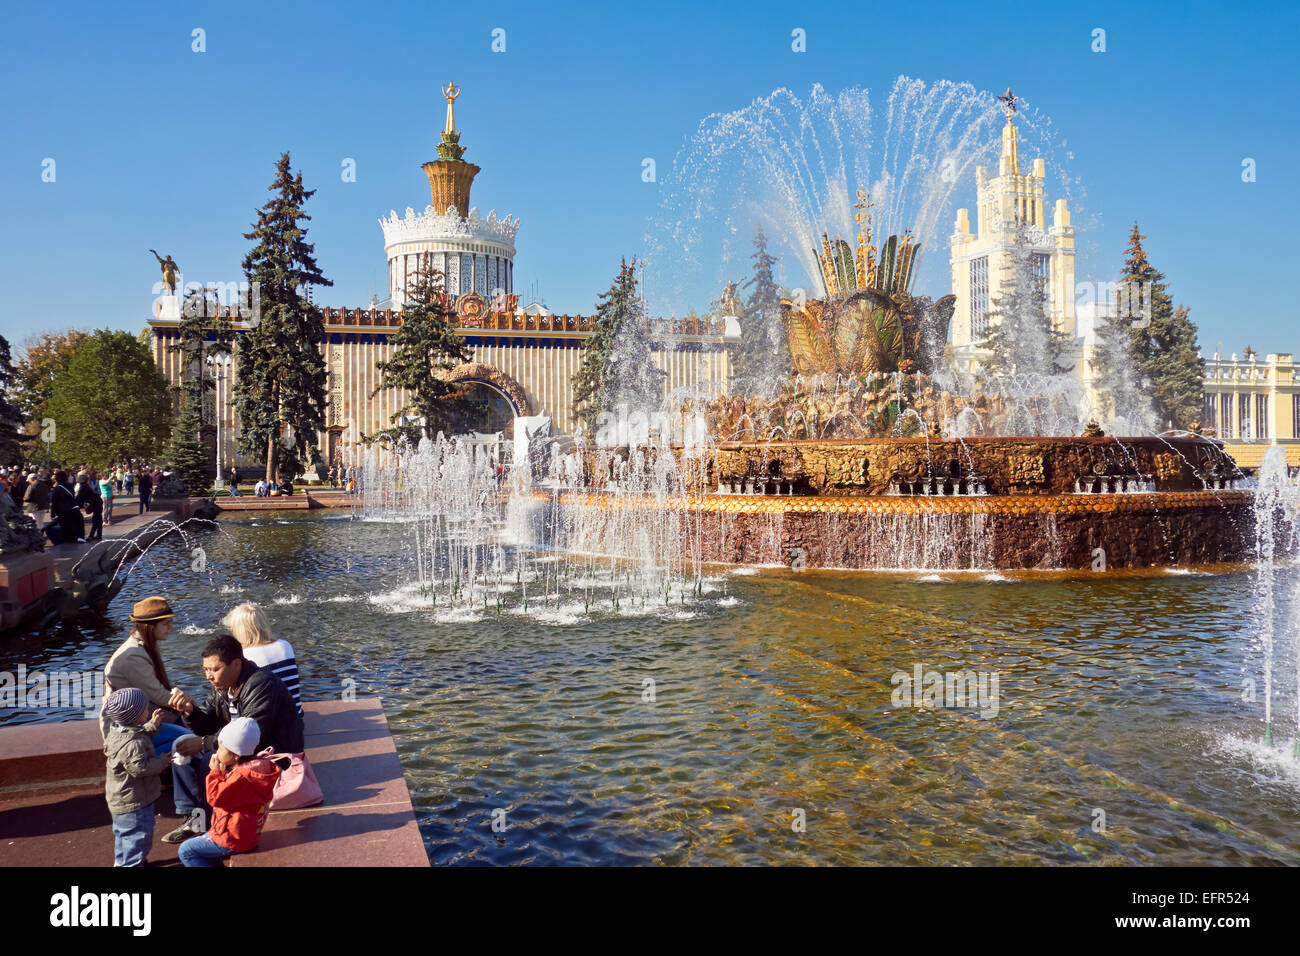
152, 722, 188, 753
112, 806, 155, 866
172, 748, 212, 816
178, 833, 235, 868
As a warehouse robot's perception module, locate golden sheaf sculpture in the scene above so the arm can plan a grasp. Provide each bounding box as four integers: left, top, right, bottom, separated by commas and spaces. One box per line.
779, 196, 954, 376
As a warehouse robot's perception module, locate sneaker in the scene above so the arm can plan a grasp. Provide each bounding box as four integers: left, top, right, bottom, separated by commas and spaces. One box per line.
161, 823, 203, 844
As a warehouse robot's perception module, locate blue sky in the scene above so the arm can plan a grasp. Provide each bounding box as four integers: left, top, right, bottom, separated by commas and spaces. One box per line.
1, 0, 1296, 357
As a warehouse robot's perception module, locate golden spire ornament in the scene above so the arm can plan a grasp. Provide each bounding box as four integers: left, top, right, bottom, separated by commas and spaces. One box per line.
442, 82, 461, 135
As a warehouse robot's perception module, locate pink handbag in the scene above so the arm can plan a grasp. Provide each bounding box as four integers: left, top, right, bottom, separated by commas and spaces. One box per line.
258, 748, 324, 810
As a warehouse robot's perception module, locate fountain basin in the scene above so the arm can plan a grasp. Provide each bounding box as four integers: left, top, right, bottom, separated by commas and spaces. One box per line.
543, 489, 1252, 571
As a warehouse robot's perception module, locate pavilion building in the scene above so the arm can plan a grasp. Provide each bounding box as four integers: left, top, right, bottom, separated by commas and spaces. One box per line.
149, 87, 733, 476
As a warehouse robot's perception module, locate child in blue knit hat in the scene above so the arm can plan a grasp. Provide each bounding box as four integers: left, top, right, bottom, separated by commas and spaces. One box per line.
103, 687, 168, 866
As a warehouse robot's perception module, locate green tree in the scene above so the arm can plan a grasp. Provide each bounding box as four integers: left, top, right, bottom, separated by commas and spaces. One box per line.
12, 331, 90, 458
372, 271, 472, 434
978, 228, 1074, 385
233, 153, 332, 482
1092, 224, 1203, 429
44, 330, 171, 466
572, 258, 666, 435
734, 224, 790, 394
165, 289, 232, 494
0, 336, 26, 464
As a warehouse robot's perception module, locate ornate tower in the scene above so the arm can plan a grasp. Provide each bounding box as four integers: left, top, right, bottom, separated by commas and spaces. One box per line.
380, 83, 520, 307
949, 90, 1077, 376
422, 82, 480, 215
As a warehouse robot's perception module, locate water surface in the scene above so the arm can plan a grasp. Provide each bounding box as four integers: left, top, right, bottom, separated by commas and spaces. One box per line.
4, 511, 1297, 865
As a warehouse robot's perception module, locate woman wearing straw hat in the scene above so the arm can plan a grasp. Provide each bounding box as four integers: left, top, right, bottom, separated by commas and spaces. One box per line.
101, 597, 196, 754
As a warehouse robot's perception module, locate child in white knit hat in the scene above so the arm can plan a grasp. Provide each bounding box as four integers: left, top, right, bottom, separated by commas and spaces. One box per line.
177, 717, 281, 867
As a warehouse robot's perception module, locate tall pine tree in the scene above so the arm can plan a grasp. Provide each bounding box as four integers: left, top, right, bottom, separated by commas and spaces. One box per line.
165, 289, 231, 494
571, 258, 666, 436
0, 336, 25, 464
978, 227, 1074, 386
372, 271, 472, 435
234, 154, 332, 482
1092, 224, 1203, 429
734, 224, 790, 395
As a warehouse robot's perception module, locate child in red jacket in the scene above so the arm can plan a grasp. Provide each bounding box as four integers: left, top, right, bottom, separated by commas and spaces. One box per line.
177, 717, 280, 867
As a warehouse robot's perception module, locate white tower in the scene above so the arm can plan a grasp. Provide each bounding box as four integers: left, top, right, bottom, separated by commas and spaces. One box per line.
949, 90, 1077, 378
379, 84, 521, 307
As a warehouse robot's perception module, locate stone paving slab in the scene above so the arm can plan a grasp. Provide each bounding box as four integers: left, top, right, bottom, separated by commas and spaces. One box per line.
0, 698, 427, 867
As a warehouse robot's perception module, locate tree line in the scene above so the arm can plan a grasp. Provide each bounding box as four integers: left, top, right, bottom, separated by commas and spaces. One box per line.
1, 154, 472, 491
0, 181, 1209, 480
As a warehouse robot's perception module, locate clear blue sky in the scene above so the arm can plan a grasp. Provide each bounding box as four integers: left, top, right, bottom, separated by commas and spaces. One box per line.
1, 0, 1296, 358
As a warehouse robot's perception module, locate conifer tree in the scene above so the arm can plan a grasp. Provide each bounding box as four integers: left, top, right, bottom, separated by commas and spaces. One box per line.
734, 224, 790, 394
233, 154, 332, 482
1092, 224, 1203, 429
572, 258, 666, 436
0, 336, 25, 464
978, 228, 1073, 385
372, 271, 472, 434
164, 289, 228, 494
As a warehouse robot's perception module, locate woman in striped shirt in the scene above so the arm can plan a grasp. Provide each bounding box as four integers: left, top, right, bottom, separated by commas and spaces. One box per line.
222, 602, 303, 717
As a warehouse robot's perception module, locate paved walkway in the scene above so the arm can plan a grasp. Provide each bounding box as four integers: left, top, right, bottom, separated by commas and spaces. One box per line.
0, 698, 428, 867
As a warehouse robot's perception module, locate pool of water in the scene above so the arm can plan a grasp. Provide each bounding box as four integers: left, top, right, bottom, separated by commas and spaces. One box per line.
4, 511, 1299, 865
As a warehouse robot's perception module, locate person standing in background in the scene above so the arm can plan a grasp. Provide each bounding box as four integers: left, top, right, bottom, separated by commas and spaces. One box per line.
77, 469, 104, 541
24, 471, 51, 526
137, 469, 152, 514
98, 470, 115, 527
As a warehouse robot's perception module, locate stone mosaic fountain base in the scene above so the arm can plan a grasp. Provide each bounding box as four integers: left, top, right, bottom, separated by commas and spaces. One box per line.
556, 436, 1253, 571
551, 489, 1252, 571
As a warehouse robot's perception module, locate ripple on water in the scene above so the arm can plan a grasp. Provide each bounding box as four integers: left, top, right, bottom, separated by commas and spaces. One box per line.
4, 511, 1295, 866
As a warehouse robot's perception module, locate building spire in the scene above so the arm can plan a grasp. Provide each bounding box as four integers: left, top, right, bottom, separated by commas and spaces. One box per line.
997, 88, 1020, 177
442, 82, 460, 136
423, 82, 480, 215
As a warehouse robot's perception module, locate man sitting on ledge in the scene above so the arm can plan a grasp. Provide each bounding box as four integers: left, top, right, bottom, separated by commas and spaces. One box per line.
163, 634, 303, 844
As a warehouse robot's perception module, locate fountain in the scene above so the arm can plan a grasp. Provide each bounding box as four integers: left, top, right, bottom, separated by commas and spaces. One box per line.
1250, 447, 1300, 751
357, 79, 1256, 594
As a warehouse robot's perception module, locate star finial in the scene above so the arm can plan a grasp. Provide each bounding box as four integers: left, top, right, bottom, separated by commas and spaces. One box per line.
997, 88, 1018, 119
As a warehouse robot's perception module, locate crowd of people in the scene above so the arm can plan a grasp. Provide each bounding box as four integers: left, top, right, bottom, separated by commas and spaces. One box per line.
2, 460, 369, 545
0, 463, 168, 545
101, 596, 309, 867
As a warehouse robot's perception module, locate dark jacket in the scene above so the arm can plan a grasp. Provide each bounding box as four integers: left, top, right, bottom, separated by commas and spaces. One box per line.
138, 472, 152, 495
50, 483, 84, 540
76, 482, 102, 516
184, 659, 305, 755
26, 479, 50, 511
104, 718, 168, 814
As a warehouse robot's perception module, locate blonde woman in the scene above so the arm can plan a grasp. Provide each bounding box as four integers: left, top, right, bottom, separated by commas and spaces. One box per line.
222, 602, 302, 716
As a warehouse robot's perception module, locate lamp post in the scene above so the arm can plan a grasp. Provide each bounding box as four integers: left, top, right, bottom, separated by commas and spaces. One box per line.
205, 353, 232, 489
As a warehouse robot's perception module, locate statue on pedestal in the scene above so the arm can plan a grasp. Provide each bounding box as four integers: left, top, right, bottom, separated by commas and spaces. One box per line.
149, 250, 180, 294
442, 82, 460, 135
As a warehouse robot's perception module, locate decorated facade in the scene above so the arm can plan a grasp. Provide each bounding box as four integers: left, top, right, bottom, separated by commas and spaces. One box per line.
149, 86, 733, 475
